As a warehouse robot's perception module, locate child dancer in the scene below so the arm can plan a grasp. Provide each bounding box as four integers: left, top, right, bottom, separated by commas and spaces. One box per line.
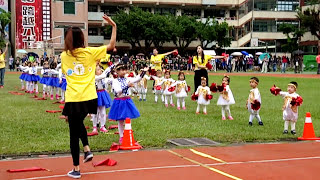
170, 71, 188, 110
108, 64, 148, 144
47, 62, 60, 100
247, 77, 263, 126
151, 70, 164, 103
217, 75, 235, 120
127, 71, 138, 99
28, 62, 42, 94
39, 62, 50, 98
272, 82, 302, 135
137, 69, 150, 101
91, 65, 114, 133
161, 70, 175, 107
19, 62, 29, 91
195, 77, 211, 114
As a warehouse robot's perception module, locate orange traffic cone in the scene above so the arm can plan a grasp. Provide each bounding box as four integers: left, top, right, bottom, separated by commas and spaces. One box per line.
119, 118, 142, 150
298, 112, 320, 140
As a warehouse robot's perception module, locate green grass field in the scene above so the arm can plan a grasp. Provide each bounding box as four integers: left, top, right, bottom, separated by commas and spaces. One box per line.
0, 73, 320, 155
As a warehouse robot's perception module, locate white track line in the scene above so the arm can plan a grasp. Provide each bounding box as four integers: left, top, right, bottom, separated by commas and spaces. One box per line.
14, 156, 320, 180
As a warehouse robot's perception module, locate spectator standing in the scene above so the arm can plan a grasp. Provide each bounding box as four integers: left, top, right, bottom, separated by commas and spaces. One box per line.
281, 56, 288, 73
9, 55, 14, 71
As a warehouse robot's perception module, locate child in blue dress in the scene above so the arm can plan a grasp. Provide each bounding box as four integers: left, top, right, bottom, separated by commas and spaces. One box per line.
91, 64, 114, 133
109, 64, 149, 144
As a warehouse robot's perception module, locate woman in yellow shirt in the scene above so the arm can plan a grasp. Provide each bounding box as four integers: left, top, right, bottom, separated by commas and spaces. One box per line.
150, 48, 177, 71
61, 15, 116, 179
0, 42, 9, 88
193, 45, 225, 92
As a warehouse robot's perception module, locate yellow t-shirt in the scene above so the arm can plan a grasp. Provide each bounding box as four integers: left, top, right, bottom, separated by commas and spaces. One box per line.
193, 55, 212, 71
0, 53, 6, 69
150, 54, 165, 71
61, 46, 107, 102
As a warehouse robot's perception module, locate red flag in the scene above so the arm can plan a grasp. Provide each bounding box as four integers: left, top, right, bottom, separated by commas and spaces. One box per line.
92, 158, 117, 167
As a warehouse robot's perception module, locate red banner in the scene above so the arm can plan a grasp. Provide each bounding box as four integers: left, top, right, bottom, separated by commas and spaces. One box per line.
16, 0, 43, 49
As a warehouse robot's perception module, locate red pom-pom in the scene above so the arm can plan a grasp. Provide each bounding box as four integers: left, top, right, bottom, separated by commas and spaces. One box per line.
217, 83, 226, 92
191, 93, 198, 101
155, 85, 162, 90
168, 86, 175, 92
206, 94, 213, 100
173, 50, 178, 56
112, 73, 118, 78
187, 85, 191, 92
128, 72, 134, 77
108, 61, 113, 66
251, 100, 261, 111
270, 85, 281, 96
291, 96, 303, 106
206, 63, 213, 70
210, 83, 217, 92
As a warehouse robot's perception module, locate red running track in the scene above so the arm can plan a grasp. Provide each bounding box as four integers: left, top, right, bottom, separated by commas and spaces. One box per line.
1, 142, 320, 180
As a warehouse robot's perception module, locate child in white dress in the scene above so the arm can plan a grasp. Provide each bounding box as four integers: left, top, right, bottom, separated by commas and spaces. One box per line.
161, 70, 175, 107
170, 71, 188, 110
247, 77, 263, 126
137, 69, 150, 101
195, 77, 212, 114
217, 75, 235, 120
272, 82, 302, 135
151, 70, 164, 103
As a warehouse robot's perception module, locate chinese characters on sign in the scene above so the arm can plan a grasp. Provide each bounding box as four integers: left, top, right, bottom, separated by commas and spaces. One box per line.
22, 5, 35, 46
16, 0, 49, 49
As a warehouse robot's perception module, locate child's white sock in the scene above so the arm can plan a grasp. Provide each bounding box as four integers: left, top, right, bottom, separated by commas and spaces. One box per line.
99, 106, 106, 127
221, 105, 226, 117
118, 120, 125, 138
21, 80, 24, 89
170, 95, 173, 104
143, 94, 146, 100
196, 104, 200, 113
177, 98, 180, 108
290, 121, 296, 131
164, 95, 168, 105
182, 98, 185, 108
249, 114, 254, 122
35, 83, 38, 93
226, 105, 231, 117
284, 121, 289, 130
256, 114, 262, 122
155, 95, 158, 102
203, 105, 207, 114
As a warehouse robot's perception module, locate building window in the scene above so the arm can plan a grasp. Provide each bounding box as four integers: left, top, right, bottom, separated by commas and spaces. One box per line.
204, 9, 225, 18
276, 20, 299, 31
88, 28, 98, 36
253, 20, 277, 32
101, 6, 123, 16
64, 2, 75, 14
182, 9, 201, 17
88, 5, 98, 12
154, 8, 176, 15
141, 7, 152, 12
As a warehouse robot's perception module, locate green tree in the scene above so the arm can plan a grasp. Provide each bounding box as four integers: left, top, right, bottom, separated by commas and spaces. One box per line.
171, 15, 198, 53
0, 8, 11, 48
279, 23, 305, 53
297, 4, 320, 53
197, 19, 232, 49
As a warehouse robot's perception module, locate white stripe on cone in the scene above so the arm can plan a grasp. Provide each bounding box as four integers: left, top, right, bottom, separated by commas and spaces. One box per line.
305, 117, 312, 123
125, 123, 132, 130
